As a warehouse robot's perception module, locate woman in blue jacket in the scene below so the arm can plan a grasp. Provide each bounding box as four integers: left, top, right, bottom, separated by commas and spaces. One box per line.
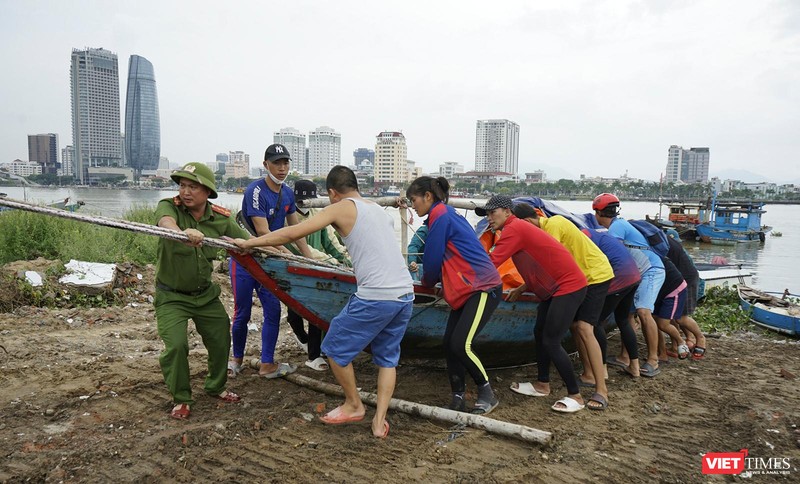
406, 176, 503, 414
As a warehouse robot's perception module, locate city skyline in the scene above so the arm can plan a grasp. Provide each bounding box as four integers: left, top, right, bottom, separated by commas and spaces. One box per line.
1, 1, 798, 183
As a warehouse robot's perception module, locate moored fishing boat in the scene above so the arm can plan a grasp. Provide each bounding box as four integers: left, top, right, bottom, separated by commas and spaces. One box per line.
738, 285, 800, 336
695, 200, 771, 244
661, 201, 710, 240
696, 264, 753, 299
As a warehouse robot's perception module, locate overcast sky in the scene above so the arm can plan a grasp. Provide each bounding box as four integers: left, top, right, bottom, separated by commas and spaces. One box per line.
1, 0, 798, 182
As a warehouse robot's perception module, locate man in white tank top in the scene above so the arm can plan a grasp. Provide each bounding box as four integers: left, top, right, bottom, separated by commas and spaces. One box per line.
234, 166, 413, 439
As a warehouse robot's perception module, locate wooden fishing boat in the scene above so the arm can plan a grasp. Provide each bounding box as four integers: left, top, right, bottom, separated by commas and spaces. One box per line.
738, 285, 800, 336
696, 265, 753, 299
48, 197, 85, 212
0, 195, 84, 214
230, 251, 545, 367
695, 201, 771, 244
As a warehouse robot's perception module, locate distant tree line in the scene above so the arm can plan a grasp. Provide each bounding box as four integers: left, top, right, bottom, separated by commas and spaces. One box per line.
14, 173, 800, 201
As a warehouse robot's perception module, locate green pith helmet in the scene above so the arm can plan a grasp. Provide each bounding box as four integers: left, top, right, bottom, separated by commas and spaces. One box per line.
170, 162, 218, 198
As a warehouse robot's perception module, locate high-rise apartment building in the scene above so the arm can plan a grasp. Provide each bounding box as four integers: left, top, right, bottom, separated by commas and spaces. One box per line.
216, 153, 229, 164
353, 148, 375, 170
374, 131, 407, 183
70, 47, 122, 183
28, 133, 59, 174
308, 126, 341, 176
228, 151, 250, 178
124, 55, 161, 175
273, 127, 307, 172
665, 145, 710, 183
474, 119, 520, 175
439, 161, 464, 179
60, 145, 75, 177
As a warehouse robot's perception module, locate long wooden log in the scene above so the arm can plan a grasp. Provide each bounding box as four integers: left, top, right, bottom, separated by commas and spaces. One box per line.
0, 196, 346, 270
284, 373, 553, 445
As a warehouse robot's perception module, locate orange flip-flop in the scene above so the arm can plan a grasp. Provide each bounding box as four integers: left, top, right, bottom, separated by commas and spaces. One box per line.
320, 406, 365, 425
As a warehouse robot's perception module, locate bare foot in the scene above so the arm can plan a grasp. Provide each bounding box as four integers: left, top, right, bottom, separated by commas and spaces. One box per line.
621, 364, 640, 378
372, 419, 389, 439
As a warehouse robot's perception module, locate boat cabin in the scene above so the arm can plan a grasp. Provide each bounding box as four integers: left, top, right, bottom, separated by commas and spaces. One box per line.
709, 202, 766, 232
667, 202, 708, 225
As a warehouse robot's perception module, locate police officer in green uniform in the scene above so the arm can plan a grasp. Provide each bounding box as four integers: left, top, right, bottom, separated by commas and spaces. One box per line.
155, 162, 250, 419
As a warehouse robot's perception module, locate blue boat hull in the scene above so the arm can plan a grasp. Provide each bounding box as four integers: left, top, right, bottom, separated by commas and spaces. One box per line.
696, 223, 766, 244
738, 287, 800, 336
231, 252, 566, 366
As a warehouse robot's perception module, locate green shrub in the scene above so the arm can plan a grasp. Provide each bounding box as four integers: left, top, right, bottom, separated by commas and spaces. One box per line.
0, 205, 159, 266
695, 286, 752, 333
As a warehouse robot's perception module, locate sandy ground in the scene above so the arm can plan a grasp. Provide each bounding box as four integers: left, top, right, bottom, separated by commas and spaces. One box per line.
1, 260, 800, 482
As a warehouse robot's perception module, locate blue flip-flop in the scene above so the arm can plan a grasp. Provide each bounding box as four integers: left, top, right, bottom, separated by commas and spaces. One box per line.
587, 392, 608, 411
261, 362, 297, 379
639, 362, 661, 378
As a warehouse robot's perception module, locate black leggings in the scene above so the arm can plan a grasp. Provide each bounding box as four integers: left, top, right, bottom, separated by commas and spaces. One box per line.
287, 309, 322, 360
443, 285, 502, 393
535, 287, 587, 396
594, 283, 639, 362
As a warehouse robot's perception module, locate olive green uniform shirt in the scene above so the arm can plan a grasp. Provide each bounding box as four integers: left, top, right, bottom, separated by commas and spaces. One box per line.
154, 197, 249, 293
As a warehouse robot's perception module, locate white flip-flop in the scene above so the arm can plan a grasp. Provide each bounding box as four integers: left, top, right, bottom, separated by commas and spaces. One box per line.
227, 361, 244, 378
509, 381, 550, 397
304, 357, 329, 371
551, 396, 585, 413
292, 334, 308, 353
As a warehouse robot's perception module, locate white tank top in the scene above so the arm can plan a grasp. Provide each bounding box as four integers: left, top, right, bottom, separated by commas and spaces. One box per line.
342, 197, 413, 300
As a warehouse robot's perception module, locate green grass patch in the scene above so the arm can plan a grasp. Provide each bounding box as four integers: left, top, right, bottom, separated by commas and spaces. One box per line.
694, 286, 752, 333
0, 204, 159, 266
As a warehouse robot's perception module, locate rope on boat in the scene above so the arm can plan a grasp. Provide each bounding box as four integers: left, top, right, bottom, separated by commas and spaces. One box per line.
0, 196, 354, 272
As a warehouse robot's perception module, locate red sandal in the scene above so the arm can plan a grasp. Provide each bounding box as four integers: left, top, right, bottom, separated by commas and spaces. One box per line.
214, 390, 241, 403
170, 403, 190, 419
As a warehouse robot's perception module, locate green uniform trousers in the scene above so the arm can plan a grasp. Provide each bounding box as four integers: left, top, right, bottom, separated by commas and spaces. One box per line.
155, 284, 231, 405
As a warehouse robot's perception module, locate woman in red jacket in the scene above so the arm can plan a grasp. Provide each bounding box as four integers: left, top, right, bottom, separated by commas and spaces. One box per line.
480, 195, 588, 413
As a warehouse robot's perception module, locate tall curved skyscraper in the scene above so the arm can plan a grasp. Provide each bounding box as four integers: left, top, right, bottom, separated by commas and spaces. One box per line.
124, 55, 160, 174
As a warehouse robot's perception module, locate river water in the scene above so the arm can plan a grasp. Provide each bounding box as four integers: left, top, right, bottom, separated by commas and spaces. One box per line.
2, 186, 798, 293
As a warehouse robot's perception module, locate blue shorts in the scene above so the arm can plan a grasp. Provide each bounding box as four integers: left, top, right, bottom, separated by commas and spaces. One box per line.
654, 287, 687, 320
633, 267, 665, 312
321, 293, 413, 368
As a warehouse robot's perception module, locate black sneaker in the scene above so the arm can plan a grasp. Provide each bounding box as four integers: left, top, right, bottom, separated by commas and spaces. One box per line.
446, 393, 466, 412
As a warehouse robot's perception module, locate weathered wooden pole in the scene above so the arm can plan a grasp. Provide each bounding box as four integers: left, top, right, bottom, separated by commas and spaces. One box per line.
285, 373, 553, 446
399, 204, 409, 257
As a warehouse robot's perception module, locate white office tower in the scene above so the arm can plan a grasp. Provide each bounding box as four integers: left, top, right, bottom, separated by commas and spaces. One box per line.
474, 119, 519, 175
665, 145, 710, 183
273, 127, 308, 173
308, 126, 341, 176
70, 47, 122, 183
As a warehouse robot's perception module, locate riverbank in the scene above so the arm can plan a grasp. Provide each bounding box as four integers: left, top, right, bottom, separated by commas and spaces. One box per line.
1, 260, 799, 481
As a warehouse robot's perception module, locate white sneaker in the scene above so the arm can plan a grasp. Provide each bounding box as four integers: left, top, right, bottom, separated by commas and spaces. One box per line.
292, 333, 308, 352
